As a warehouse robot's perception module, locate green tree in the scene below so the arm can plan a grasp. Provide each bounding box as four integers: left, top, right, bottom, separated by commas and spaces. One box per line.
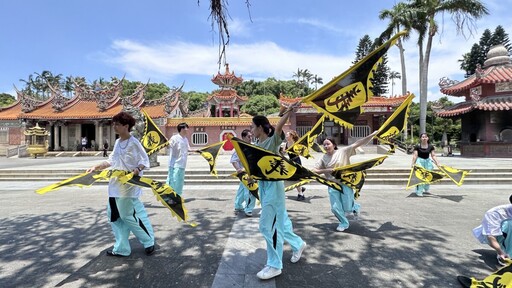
389, 71, 401, 96
311, 74, 323, 90
490, 25, 512, 51
181, 91, 208, 111
146, 82, 171, 100
459, 26, 511, 77
371, 52, 390, 96
241, 94, 279, 116
459, 43, 483, 77
407, 0, 488, 136
379, 2, 413, 96
353, 35, 390, 96
0, 93, 15, 107
353, 35, 373, 63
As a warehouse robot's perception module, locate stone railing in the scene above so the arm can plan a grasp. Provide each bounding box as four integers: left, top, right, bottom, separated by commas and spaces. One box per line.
6, 145, 27, 158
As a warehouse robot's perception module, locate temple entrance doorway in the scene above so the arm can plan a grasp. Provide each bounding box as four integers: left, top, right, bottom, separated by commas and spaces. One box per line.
81, 123, 96, 150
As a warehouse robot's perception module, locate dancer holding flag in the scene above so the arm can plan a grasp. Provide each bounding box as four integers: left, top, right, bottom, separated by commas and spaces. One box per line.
410, 132, 441, 197
281, 130, 307, 201
313, 131, 378, 232
86, 111, 155, 257
231, 129, 256, 217
250, 103, 307, 280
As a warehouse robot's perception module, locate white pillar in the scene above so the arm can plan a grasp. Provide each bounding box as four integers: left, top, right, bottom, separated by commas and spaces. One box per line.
54, 124, 60, 149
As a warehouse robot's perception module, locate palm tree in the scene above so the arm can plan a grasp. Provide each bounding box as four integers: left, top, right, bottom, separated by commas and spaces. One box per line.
311, 74, 324, 90
407, 0, 488, 134
379, 2, 412, 96
64, 76, 74, 98
292, 68, 303, 84
389, 71, 401, 96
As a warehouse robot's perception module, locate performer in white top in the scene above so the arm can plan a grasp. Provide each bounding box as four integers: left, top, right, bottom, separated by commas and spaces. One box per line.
166, 122, 193, 197
473, 195, 512, 266
87, 111, 154, 257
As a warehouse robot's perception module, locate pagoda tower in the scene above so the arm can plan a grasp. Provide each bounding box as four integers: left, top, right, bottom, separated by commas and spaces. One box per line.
207, 64, 248, 117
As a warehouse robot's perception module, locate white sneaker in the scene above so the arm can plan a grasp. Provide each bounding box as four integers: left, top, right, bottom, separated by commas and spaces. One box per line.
497, 255, 508, 266
336, 226, 347, 232
256, 265, 282, 280
291, 242, 307, 263
244, 211, 253, 217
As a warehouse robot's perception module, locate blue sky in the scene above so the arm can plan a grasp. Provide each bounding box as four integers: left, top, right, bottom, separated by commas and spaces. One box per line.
1, 0, 511, 103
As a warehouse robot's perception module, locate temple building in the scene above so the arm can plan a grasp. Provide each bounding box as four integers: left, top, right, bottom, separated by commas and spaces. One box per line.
0, 77, 183, 156
1, 64, 411, 156
437, 44, 512, 157
168, 64, 411, 151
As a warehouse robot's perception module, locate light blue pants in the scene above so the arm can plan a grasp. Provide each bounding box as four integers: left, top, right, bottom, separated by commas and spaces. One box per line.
415, 158, 434, 196
498, 220, 512, 256
166, 167, 185, 196
107, 197, 154, 256
328, 185, 360, 230
234, 183, 256, 213
259, 180, 304, 269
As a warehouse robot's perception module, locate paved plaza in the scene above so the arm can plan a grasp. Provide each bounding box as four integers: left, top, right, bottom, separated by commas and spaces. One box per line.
0, 153, 510, 287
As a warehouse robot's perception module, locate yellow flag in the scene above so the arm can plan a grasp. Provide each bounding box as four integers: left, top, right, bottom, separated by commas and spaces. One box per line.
141, 109, 169, 156
406, 165, 445, 189
438, 165, 471, 186
457, 259, 512, 287
197, 140, 226, 177
302, 31, 407, 128
376, 93, 414, 154
286, 115, 326, 158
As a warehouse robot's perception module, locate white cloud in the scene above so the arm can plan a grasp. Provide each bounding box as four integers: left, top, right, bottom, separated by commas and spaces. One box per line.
103, 39, 354, 89
104, 9, 512, 100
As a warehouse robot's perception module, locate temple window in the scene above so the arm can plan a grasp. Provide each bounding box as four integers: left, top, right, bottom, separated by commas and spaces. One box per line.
192, 132, 208, 145
0, 129, 7, 144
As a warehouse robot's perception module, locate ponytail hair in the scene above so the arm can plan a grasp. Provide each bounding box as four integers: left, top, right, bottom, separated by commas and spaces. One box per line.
252, 115, 275, 137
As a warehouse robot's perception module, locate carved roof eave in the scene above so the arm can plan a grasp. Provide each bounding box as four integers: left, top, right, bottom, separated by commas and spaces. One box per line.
435, 95, 512, 118
14, 85, 46, 113
439, 65, 512, 96
130, 81, 149, 108
46, 81, 74, 112
435, 102, 475, 118
143, 84, 184, 117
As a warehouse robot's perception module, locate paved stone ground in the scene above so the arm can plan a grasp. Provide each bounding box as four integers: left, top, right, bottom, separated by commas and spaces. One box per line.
0, 153, 510, 287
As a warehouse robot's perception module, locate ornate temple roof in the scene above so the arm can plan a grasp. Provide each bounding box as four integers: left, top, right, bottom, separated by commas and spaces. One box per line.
211, 64, 243, 87
207, 63, 248, 105
0, 80, 183, 121
436, 95, 512, 117
437, 44, 512, 117
439, 45, 512, 97
206, 89, 249, 104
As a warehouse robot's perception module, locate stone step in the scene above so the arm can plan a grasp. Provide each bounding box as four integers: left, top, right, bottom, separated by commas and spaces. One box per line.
1, 168, 510, 186
19, 178, 512, 186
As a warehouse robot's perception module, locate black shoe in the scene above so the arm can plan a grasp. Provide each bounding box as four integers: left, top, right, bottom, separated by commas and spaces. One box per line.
145, 245, 155, 256
301, 187, 306, 193
297, 194, 305, 201
106, 250, 128, 257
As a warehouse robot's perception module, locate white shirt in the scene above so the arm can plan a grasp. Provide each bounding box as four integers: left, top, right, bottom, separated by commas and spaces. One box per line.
473, 204, 512, 243
107, 136, 150, 198
314, 146, 355, 180
230, 151, 241, 170
168, 134, 190, 168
